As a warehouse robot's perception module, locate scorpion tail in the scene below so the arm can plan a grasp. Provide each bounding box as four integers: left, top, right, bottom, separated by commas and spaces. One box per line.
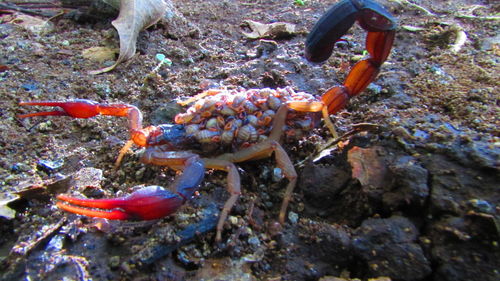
321, 86, 351, 115
306, 0, 396, 115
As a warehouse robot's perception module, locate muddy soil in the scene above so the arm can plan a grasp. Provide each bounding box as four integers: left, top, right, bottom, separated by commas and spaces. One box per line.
0, 0, 499, 280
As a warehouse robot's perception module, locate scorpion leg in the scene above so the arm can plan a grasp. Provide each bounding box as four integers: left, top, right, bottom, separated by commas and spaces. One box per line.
141, 150, 205, 200
57, 150, 205, 220
177, 89, 223, 106
201, 159, 241, 243
220, 140, 297, 225
216, 137, 297, 225
286, 99, 339, 138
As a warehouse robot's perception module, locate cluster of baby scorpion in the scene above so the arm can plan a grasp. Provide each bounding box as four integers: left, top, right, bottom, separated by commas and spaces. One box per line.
174, 87, 320, 149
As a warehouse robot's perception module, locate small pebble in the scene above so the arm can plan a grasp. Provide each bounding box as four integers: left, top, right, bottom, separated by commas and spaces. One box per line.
135, 167, 146, 179
22, 83, 38, 91
11, 162, 31, 173
468, 199, 494, 213
272, 167, 283, 182
288, 211, 299, 224
109, 256, 120, 269
37, 159, 64, 172
46, 235, 64, 252
228, 215, 239, 226
248, 236, 261, 247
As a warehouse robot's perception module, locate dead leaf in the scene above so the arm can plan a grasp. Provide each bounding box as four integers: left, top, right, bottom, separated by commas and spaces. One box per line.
90, 0, 168, 74
242, 20, 296, 39
8, 13, 54, 35
82, 46, 118, 63
347, 146, 388, 188
14, 177, 71, 202
15, 186, 50, 200
0, 193, 19, 219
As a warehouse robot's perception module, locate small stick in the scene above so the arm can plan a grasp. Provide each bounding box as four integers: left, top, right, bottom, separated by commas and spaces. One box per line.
391, 0, 436, 16
0, 2, 59, 17
450, 28, 467, 54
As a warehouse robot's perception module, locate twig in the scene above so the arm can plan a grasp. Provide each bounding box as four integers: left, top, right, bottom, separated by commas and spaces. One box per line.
320, 123, 380, 151
295, 123, 381, 168
456, 5, 500, 21
0, 2, 59, 17
456, 14, 500, 21
450, 28, 467, 54
391, 0, 436, 16
4, 1, 60, 9
10, 217, 66, 256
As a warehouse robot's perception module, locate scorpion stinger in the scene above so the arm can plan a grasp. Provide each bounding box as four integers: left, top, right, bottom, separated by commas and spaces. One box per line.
305, 0, 396, 115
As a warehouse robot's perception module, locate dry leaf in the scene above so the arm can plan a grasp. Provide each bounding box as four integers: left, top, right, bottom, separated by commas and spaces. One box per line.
8, 13, 54, 35
90, 0, 168, 74
0, 193, 18, 219
82, 46, 118, 63
347, 146, 388, 188
242, 20, 296, 39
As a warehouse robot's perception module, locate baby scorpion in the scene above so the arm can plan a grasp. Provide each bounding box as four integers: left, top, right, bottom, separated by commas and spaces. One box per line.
18, 0, 396, 242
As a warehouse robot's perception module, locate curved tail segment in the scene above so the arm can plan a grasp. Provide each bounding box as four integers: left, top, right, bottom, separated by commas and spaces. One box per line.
305, 0, 396, 115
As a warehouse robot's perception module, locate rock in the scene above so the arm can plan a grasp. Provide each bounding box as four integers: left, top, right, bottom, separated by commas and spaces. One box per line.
21, 83, 38, 91
307, 223, 353, 266
423, 154, 499, 216
352, 216, 431, 280
383, 156, 429, 210
299, 162, 350, 210
37, 159, 64, 172
428, 215, 500, 281
288, 211, 298, 224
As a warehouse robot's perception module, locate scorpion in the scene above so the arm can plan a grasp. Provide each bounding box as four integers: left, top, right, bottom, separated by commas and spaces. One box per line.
18, 0, 396, 242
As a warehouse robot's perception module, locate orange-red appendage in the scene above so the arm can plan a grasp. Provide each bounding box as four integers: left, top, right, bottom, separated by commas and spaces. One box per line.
321, 86, 350, 115
56, 186, 185, 221
19, 100, 101, 119
344, 59, 381, 97
366, 30, 396, 64
322, 30, 395, 114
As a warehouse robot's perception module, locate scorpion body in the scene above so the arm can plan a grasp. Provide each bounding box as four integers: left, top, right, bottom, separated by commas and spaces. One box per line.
19, 0, 396, 242
175, 87, 320, 150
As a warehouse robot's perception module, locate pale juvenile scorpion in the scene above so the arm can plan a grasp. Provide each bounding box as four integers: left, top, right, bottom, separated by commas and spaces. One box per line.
18, 0, 396, 242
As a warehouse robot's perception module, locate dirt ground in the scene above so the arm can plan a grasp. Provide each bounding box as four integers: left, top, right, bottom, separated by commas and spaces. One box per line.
0, 0, 499, 280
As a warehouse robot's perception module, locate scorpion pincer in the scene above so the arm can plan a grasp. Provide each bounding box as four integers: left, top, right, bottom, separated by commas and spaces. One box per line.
18, 0, 396, 242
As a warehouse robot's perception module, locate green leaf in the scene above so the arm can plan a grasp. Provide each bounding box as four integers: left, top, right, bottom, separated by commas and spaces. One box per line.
295, 0, 306, 6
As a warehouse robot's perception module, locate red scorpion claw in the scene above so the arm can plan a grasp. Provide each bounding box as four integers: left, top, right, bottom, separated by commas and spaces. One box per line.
18, 100, 102, 119
56, 186, 185, 220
